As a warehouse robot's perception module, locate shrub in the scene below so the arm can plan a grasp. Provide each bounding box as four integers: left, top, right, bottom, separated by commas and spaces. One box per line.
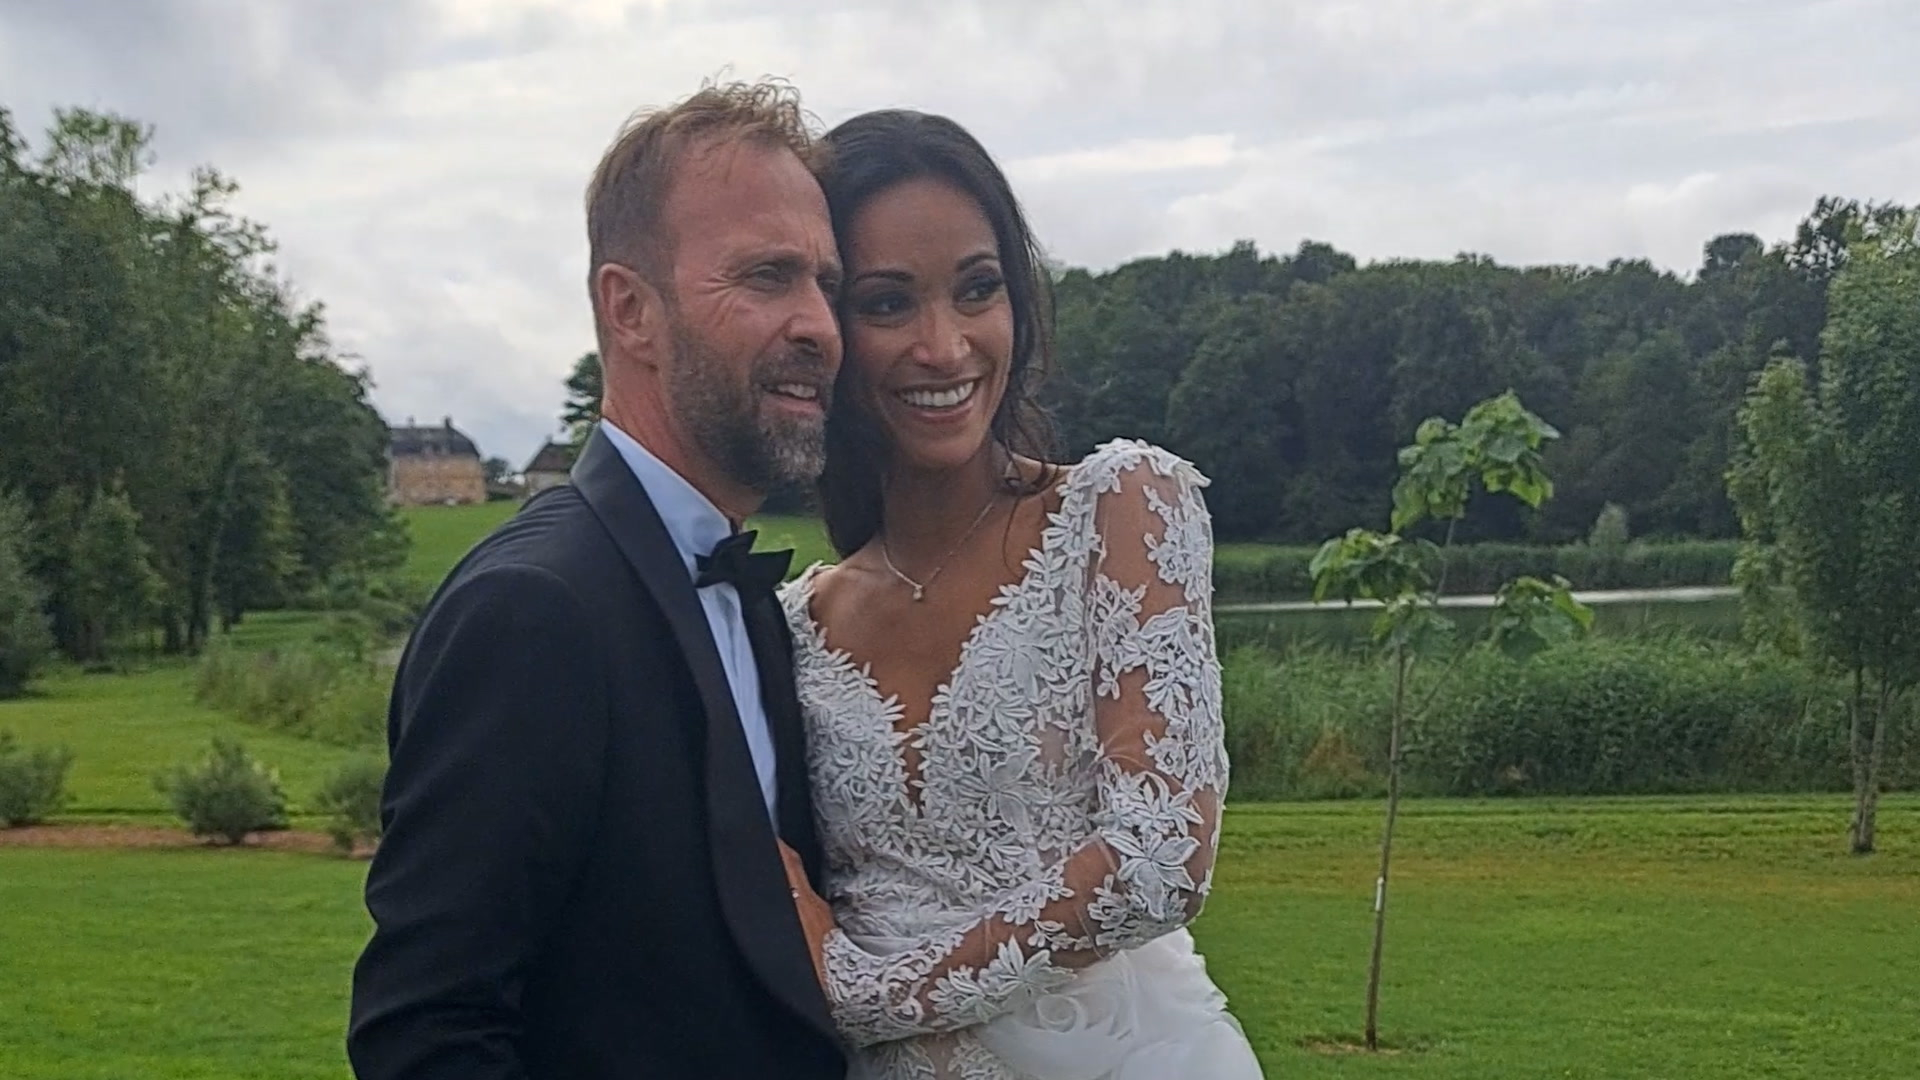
0, 491, 54, 698
156, 737, 290, 844
1221, 645, 1393, 800
1589, 503, 1631, 547
312, 674, 391, 746
0, 730, 73, 826
195, 641, 389, 747
314, 754, 386, 854
1219, 638, 1920, 801
1296, 728, 1376, 800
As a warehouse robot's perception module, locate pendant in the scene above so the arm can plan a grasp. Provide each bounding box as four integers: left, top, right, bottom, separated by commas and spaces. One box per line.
911, 585, 925, 601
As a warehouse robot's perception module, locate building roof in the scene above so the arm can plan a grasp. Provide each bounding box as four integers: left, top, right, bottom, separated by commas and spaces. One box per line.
389, 417, 480, 458
524, 440, 573, 474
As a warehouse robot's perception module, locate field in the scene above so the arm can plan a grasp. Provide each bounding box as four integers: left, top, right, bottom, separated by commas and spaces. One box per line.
1, 797, 1914, 1078
398, 501, 837, 591
4, 504, 1916, 1078
3, 613, 357, 822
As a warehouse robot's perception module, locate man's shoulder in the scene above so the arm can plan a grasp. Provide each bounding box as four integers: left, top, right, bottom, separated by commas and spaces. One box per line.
452, 486, 605, 581
418, 486, 635, 627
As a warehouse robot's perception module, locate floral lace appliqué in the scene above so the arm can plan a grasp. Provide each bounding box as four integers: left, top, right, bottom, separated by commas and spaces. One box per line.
781, 440, 1228, 1079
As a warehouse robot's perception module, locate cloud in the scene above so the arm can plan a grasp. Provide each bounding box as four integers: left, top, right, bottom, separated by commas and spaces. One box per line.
2, 0, 1915, 462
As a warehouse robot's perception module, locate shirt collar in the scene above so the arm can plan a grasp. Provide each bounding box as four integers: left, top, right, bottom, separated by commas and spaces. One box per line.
599, 420, 733, 577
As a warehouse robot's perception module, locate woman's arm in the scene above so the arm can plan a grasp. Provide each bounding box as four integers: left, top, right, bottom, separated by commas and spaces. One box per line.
812, 447, 1227, 1047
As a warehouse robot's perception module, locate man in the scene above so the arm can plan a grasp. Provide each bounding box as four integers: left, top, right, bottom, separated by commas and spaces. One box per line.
348, 81, 847, 1079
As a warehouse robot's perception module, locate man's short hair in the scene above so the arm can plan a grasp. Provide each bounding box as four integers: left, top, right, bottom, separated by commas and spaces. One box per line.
585, 78, 822, 301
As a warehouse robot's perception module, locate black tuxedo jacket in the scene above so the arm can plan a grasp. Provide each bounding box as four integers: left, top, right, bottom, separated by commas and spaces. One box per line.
348, 429, 846, 1080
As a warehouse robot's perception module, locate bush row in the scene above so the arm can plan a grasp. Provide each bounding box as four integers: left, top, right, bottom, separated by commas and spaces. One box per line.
195, 638, 390, 748
0, 730, 72, 825
1212, 540, 1740, 601
0, 728, 382, 852
1222, 638, 1919, 800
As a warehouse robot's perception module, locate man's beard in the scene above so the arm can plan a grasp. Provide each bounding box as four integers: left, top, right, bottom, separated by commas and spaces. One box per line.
668, 324, 832, 495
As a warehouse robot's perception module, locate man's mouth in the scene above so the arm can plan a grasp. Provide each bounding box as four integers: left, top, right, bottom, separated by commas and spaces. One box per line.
767, 383, 821, 403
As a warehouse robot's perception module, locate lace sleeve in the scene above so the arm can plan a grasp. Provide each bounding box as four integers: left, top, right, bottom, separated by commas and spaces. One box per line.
821, 446, 1228, 1047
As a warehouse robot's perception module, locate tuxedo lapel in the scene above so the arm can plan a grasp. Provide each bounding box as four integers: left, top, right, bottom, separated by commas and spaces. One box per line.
570, 429, 837, 1044
740, 590, 825, 886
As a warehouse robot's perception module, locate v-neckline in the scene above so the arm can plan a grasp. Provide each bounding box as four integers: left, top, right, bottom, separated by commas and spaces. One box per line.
791, 469, 1082, 814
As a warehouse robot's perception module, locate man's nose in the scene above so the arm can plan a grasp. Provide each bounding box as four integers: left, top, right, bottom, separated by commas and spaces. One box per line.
790, 280, 841, 367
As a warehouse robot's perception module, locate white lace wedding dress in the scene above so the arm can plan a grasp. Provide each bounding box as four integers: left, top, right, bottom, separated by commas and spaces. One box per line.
782, 440, 1265, 1079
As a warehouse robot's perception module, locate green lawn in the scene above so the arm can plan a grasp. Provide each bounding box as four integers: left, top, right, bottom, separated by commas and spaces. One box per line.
0, 613, 357, 819
400, 502, 836, 592
1200, 795, 1920, 1077
397, 501, 518, 589
1, 848, 368, 1080
2, 795, 1914, 1078
8, 509, 1912, 1078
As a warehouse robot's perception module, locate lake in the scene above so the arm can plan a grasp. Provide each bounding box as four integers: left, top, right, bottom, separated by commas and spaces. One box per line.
1215, 587, 1742, 651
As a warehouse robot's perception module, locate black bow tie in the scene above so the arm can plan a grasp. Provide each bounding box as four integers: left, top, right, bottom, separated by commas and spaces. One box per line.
695, 531, 793, 595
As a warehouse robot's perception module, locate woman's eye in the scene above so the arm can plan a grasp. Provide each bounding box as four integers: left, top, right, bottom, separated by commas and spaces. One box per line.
960, 275, 1005, 304
856, 292, 909, 318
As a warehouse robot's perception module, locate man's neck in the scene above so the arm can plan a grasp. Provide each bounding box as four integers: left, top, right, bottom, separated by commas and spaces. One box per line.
601, 402, 761, 528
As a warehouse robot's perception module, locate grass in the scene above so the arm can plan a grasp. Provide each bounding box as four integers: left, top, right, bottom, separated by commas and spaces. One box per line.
1, 795, 1914, 1078
0, 848, 369, 1080
1197, 794, 1920, 1078
744, 512, 838, 571
397, 501, 518, 589
6, 506, 1907, 1076
0, 613, 357, 820
399, 501, 836, 592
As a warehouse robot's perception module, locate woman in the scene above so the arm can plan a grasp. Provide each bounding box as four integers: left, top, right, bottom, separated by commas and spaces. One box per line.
780, 109, 1263, 1079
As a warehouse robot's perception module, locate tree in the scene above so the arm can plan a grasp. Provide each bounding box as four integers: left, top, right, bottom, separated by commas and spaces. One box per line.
0, 492, 53, 698
1310, 392, 1591, 1050
66, 483, 163, 663
483, 457, 513, 486
0, 108, 399, 655
562, 351, 603, 452
214, 449, 299, 628
1731, 211, 1920, 854
1589, 503, 1630, 547
1165, 295, 1298, 537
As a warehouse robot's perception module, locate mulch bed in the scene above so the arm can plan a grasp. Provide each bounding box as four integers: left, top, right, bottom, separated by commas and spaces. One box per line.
0, 823, 372, 858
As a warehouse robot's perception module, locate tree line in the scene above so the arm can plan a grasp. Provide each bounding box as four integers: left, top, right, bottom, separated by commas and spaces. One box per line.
0, 108, 399, 683
557, 198, 1905, 546
1042, 201, 1913, 545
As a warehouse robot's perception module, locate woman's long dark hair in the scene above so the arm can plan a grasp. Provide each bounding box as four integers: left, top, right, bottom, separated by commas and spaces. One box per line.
813, 110, 1058, 558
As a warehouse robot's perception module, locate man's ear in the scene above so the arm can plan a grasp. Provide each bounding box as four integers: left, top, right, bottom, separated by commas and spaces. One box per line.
593, 262, 670, 370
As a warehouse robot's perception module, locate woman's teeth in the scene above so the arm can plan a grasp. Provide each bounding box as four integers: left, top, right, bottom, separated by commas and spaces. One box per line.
899, 381, 977, 409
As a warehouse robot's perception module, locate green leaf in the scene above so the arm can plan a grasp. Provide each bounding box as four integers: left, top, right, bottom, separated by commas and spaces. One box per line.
1489, 575, 1592, 659
1375, 598, 1457, 658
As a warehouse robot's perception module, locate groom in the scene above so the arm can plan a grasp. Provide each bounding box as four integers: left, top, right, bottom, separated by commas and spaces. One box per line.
347, 81, 847, 1079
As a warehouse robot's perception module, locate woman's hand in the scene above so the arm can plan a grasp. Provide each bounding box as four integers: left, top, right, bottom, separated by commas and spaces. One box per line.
778, 841, 836, 994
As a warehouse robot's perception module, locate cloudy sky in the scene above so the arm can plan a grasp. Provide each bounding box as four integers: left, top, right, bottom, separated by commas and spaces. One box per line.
3, 0, 1915, 465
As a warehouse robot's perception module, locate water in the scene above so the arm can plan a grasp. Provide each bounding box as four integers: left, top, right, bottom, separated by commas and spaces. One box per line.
1215, 587, 1742, 651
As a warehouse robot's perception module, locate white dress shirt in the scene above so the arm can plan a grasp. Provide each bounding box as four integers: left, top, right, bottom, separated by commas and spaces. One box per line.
600, 420, 778, 818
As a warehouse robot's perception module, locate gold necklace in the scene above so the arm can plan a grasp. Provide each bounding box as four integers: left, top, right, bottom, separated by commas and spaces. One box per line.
879, 492, 1000, 602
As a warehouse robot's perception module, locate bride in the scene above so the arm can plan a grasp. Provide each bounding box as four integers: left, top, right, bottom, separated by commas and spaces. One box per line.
778, 109, 1264, 1080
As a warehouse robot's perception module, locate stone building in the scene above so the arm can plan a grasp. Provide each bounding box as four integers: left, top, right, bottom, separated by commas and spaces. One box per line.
523, 440, 573, 495
387, 418, 487, 506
